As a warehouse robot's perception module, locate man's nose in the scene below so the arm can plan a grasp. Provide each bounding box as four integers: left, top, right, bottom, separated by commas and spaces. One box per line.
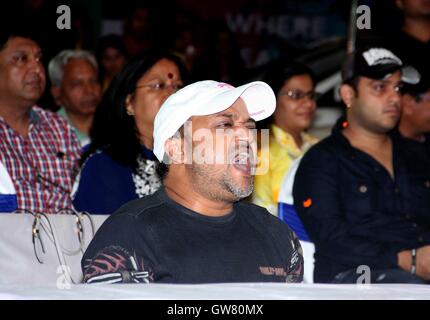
83, 82, 100, 96
388, 86, 401, 104
28, 58, 44, 76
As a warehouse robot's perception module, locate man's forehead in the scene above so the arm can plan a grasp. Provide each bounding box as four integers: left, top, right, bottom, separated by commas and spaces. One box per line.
3, 36, 41, 53
211, 99, 250, 118
363, 71, 402, 84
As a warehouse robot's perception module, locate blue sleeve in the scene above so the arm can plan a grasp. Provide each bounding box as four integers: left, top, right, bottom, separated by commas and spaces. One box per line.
292, 146, 398, 270
73, 152, 137, 215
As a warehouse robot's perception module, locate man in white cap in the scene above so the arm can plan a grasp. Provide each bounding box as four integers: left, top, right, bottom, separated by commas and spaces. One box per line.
82, 80, 303, 284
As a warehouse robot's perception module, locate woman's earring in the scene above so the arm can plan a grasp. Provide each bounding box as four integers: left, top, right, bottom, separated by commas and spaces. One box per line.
126, 109, 134, 116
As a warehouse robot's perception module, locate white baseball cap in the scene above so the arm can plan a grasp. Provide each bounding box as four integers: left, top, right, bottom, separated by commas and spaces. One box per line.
153, 80, 276, 162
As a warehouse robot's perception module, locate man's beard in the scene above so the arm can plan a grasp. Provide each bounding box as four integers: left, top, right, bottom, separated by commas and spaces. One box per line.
221, 169, 253, 200
189, 164, 253, 202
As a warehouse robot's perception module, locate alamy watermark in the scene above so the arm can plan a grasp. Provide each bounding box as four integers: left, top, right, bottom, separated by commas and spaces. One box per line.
56, 5, 71, 30
356, 5, 371, 30
356, 265, 371, 286
163, 121, 270, 175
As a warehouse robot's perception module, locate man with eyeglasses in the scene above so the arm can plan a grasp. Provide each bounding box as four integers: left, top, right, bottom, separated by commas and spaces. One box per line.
293, 47, 430, 284
252, 62, 319, 216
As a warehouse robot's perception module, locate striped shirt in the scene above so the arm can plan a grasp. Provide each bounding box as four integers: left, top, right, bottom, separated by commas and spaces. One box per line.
0, 106, 81, 213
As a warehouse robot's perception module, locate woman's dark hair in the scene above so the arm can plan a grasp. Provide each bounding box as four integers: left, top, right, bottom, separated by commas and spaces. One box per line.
262, 61, 316, 96
258, 61, 317, 129
81, 49, 189, 169
95, 34, 128, 62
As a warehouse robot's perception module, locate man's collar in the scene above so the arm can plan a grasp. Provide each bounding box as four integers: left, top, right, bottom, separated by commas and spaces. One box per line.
29, 106, 42, 124
0, 105, 42, 126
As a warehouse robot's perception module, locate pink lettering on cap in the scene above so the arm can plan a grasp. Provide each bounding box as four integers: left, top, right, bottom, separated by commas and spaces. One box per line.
249, 109, 265, 116
217, 83, 234, 89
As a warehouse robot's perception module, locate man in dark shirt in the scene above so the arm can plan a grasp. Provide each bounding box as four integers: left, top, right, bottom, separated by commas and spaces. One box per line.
82, 80, 303, 284
398, 72, 430, 158
293, 47, 430, 284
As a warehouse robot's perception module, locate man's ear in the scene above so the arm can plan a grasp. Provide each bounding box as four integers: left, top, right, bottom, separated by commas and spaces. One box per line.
50, 86, 62, 106
164, 137, 184, 164
339, 84, 355, 109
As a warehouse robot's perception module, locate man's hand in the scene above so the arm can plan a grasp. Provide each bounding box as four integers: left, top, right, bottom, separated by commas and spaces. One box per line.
416, 246, 430, 280
398, 245, 430, 280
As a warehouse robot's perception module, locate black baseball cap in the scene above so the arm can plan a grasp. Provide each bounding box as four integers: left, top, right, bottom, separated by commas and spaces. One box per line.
342, 47, 420, 84
402, 68, 430, 95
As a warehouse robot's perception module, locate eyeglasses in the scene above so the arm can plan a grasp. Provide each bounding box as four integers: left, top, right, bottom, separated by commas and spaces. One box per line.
279, 90, 320, 101
136, 83, 183, 91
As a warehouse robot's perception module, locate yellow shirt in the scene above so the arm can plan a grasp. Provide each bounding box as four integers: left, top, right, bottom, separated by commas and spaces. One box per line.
252, 124, 318, 216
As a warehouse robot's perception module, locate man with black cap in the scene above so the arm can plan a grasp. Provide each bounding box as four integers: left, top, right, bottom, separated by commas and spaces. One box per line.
398, 71, 430, 158
293, 47, 430, 284
82, 80, 303, 284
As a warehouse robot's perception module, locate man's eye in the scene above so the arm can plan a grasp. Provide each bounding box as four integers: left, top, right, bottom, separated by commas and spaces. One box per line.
373, 84, 386, 92
218, 122, 233, 128
72, 82, 84, 88
13, 55, 28, 64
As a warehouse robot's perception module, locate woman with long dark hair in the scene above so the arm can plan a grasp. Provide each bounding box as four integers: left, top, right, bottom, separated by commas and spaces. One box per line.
73, 50, 189, 214
252, 62, 319, 215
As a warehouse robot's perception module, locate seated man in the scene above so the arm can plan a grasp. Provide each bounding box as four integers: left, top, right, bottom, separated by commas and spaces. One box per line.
82, 80, 303, 284
49, 50, 102, 147
398, 70, 430, 157
0, 28, 81, 213
293, 47, 430, 284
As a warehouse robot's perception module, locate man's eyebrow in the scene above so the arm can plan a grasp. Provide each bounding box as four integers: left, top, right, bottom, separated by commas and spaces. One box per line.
215, 113, 234, 119
12, 48, 42, 55
369, 79, 404, 87
245, 118, 256, 125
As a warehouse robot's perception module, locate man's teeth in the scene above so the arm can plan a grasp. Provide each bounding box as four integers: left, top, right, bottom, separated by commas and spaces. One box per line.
234, 153, 249, 164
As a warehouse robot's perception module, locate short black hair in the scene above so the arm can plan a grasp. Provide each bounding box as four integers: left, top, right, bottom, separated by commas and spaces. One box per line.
155, 126, 185, 180
342, 76, 360, 92
0, 23, 40, 51
262, 61, 316, 96
156, 162, 169, 180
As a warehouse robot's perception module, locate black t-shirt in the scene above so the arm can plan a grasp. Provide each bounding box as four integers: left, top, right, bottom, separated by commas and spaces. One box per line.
82, 188, 303, 284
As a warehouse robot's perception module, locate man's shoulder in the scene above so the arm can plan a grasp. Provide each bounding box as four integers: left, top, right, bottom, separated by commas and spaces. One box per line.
32, 106, 68, 127
301, 134, 340, 162
110, 190, 168, 221
236, 201, 291, 230
32, 105, 77, 138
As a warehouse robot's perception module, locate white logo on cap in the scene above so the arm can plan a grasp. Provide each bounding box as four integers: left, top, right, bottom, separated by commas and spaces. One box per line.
362, 48, 402, 66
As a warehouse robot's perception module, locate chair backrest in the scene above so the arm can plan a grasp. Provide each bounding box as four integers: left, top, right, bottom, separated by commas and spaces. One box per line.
0, 213, 108, 285
0, 160, 17, 212
278, 156, 315, 283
